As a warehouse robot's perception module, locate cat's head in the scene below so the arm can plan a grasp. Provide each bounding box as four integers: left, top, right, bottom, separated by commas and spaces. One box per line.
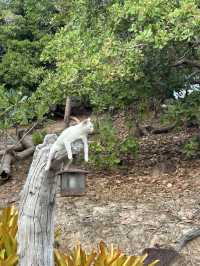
81, 118, 94, 133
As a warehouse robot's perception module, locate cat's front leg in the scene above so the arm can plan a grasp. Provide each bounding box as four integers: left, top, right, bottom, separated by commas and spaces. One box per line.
81, 136, 88, 162
64, 141, 73, 160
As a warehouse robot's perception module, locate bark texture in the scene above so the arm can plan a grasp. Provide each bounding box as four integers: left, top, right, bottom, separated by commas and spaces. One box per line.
17, 134, 83, 266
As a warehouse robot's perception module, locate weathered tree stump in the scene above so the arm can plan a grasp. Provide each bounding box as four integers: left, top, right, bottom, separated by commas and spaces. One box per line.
17, 134, 83, 266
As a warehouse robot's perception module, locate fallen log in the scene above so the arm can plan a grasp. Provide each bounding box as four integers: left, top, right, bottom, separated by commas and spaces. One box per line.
143, 122, 177, 135
151, 122, 177, 134
7, 142, 24, 152
70, 115, 80, 124
12, 132, 35, 160
0, 143, 24, 156
0, 152, 14, 181
0, 132, 35, 181
21, 134, 33, 148
12, 146, 35, 160
0, 127, 35, 156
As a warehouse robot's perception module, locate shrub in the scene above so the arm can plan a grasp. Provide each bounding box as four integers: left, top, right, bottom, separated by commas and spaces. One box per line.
0, 206, 18, 265
54, 242, 158, 266
89, 118, 122, 169
182, 137, 199, 159
162, 91, 200, 127
89, 118, 139, 169
32, 130, 47, 145
120, 137, 139, 158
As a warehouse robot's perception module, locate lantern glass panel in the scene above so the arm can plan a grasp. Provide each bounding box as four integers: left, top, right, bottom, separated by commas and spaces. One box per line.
60, 170, 86, 196
69, 175, 85, 189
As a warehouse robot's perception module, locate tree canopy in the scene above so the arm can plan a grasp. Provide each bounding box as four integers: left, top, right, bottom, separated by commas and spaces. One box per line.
0, 0, 200, 126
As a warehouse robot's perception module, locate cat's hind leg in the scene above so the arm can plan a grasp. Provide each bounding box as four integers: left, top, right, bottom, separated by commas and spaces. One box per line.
63, 141, 73, 160
81, 136, 88, 162
65, 159, 73, 170
62, 141, 73, 169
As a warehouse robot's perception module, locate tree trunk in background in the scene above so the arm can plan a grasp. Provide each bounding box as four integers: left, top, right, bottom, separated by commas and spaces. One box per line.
17, 134, 83, 266
64, 97, 71, 128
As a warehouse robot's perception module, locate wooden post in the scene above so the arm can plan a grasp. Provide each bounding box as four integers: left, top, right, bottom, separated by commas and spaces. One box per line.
17, 134, 83, 266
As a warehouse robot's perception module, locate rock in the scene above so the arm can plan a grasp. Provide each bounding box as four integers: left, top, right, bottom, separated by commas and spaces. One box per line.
167, 183, 173, 188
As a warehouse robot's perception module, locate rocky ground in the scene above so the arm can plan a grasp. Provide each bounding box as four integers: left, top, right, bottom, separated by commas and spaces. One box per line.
0, 118, 200, 265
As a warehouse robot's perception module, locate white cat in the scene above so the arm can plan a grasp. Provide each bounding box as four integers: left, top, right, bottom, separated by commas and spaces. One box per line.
45, 118, 94, 171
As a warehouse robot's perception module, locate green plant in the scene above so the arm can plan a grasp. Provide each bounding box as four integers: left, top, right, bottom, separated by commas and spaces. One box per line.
32, 130, 47, 145
120, 137, 139, 158
162, 91, 200, 128
182, 137, 199, 159
0, 206, 18, 265
89, 118, 121, 169
89, 118, 139, 169
54, 241, 158, 266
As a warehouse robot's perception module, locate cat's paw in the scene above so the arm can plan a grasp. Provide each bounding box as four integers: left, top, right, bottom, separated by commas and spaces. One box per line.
84, 157, 88, 162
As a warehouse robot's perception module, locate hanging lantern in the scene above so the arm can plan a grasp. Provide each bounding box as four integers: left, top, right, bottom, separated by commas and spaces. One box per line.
58, 168, 88, 196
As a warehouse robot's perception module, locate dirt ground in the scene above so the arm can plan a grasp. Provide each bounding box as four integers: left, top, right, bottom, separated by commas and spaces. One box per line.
0, 118, 200, 265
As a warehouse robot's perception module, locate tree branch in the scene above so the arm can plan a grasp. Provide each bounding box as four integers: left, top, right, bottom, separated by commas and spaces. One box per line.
173, 58, 200, 69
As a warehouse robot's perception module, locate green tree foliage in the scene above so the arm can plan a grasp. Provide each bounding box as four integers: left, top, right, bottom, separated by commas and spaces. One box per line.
34, 0, 200, 115
0, 0, 70, 91
0, 0, 69, 125
1, 0, 200, 125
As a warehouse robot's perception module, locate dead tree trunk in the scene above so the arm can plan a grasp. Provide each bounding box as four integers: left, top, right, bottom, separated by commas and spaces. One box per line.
17, 134, 83, 266
64, 97, 71, 128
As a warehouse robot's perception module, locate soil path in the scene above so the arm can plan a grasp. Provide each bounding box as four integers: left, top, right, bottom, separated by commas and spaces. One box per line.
0, 120, 199, 265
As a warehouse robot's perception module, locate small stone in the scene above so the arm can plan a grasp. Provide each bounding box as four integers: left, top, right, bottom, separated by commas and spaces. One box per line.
167, 183, 173, 188
182, 183, 189, 189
